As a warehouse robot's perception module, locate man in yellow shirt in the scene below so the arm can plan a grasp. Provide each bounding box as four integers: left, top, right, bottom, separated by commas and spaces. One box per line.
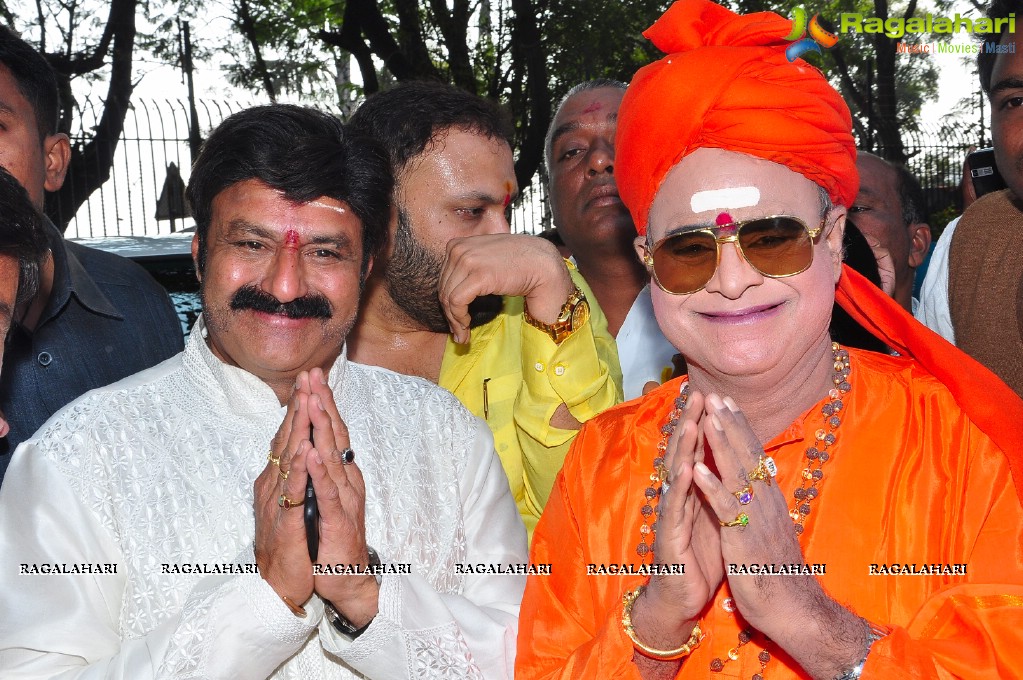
348, 82, 622, 539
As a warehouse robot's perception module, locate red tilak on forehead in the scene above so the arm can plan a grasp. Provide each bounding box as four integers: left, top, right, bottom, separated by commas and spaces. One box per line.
582, 101, 602, 114
503, 181, 513, 208
284, 229, 300, 246
503, 193, 511, 208
715, 212, 734, 226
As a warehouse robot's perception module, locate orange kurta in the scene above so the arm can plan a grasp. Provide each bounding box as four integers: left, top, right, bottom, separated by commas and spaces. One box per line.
517, 349, 1023, 678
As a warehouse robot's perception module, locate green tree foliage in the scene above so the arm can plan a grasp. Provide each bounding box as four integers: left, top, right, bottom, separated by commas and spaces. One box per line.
223, 0, 669, 194
729, 0, 959, 162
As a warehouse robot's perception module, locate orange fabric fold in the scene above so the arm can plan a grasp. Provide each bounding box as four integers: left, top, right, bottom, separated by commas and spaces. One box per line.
835, 264, 1023, 505
517, 350, 1023, 678
615, 0, 857, 234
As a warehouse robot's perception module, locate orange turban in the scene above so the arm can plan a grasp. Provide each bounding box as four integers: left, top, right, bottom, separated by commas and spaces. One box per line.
616, 0, 858, 234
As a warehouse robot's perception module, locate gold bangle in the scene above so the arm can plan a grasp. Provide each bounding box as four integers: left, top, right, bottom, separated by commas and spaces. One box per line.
281, 595, 307, 618
621, 585, 703, 661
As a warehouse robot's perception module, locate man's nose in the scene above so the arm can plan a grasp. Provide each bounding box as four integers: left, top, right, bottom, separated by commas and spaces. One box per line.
481, 213, 511, 236
703, 240, 764, 299
263, 246, 308, 302
586, 140, 614, 176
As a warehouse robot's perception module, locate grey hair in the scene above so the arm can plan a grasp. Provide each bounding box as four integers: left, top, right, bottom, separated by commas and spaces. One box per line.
545, 79, 628, 169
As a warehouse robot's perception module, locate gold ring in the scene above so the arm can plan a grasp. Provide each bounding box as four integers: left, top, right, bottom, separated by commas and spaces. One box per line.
268, 451, 281, 467
733, 484, 754, 505
720, 512, 749, 528
278, 468, 290, 481
278, 493, 303, 510
747, 455, 777, 484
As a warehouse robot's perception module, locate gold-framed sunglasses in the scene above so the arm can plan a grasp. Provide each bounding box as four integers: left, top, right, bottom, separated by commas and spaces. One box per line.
642, 215, 827, 296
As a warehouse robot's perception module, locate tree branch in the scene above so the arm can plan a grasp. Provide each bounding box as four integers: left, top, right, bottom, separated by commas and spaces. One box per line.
233, 0, 276, 101
829, 45, 869, 114
45, 0, 117, 75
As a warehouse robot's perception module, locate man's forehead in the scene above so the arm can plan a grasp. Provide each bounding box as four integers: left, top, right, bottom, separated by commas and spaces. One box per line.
404, 128, 515, 192
855, 157, 897, 198
991, 27, 1023, 87
676, 149, 803, 193
557, 88, 623, 125
212, 181, 357, 232
649, 149, 824, 231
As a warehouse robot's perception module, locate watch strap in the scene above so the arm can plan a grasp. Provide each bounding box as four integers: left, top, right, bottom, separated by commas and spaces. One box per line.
523, 285, 588, 345
323, 547, 380, 639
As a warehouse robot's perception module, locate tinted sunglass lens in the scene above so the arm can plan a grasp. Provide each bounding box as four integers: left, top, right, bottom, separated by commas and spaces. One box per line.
738, 217, 813, 277
652, 231, 718, 294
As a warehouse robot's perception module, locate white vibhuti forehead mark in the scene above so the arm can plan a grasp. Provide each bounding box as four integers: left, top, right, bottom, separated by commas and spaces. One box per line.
689, 187, 761, 214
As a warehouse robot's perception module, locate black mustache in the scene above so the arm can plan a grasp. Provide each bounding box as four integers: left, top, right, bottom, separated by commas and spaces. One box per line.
229, 285, 332, 319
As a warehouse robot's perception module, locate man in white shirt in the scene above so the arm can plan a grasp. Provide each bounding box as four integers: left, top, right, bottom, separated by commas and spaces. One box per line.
0, 104, 527, 679
546, 80, 678, 399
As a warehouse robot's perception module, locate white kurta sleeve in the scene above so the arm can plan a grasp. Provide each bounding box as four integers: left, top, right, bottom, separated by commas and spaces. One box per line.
915, 216, 959, 344
318, 420, 527, 679
0, 446, 318, 679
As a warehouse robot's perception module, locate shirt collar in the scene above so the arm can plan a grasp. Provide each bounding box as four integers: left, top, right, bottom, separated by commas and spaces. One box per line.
187, 314, 349, 416
44, 218, 122, 321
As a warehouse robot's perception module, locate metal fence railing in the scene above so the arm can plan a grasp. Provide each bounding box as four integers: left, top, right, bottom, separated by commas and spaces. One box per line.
61, 96, 553, 239
61, 98, 248, 239
59, 98, 979, 241
859, 122, 977, 232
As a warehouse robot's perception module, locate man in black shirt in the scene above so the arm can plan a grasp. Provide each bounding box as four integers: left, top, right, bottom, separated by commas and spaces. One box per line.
0, 26, 183, 480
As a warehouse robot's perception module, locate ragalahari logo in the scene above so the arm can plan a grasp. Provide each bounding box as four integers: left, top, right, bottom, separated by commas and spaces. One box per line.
784, 7, 840, 61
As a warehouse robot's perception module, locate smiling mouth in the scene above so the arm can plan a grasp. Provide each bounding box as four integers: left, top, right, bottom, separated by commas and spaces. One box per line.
699, 302, 784, 323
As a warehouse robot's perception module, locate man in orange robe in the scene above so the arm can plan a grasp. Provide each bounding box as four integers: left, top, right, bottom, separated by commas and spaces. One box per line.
516, 1, 1023, 677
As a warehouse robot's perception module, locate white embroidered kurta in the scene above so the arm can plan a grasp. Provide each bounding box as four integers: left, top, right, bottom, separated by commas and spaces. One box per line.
0, 321, 527, 679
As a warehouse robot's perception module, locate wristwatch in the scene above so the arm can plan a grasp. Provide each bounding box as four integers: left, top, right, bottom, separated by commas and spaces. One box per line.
524, 285, 589, 345
323, 547, 381, 639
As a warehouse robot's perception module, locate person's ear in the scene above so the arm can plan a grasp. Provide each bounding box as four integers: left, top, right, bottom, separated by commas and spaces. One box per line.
191, 233, 202, 284
42, 133, 71, 193
907, 222, 932, 268
634, 234, 652, 269
824, 206, 847, 283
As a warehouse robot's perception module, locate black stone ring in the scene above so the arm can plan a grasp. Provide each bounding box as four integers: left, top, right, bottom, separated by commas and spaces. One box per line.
340, 447, 355, 465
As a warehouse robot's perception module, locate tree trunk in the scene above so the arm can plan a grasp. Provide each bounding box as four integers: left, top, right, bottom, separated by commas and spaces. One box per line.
509, 0, 549, 196
319, 0, 441, 87
47, 0, 138, 231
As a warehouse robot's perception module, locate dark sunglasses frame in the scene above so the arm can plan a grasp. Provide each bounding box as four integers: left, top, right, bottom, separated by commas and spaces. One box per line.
642, 214, 827, 296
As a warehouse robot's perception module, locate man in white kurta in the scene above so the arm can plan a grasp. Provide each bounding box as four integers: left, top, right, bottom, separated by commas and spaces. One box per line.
0, 104, 527, 679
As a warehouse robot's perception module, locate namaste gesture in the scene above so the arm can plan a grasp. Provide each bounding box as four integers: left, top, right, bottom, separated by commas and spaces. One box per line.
631, 390, 867, 679
254, 368, 378, 627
